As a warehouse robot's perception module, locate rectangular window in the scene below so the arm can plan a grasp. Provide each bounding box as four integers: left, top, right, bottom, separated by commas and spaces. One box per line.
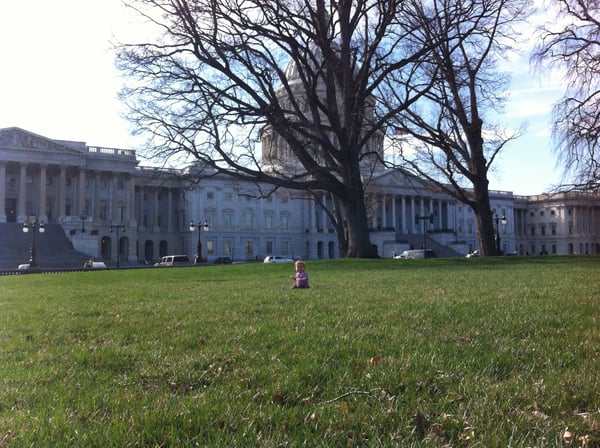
281, 215, 289, 230
245, 240, 253, 255
223, 212, 232, 229
206, 240, 214, 255
266, 241, 273, 254
282, 240, 289, 255
244, 210, 253, 228
265, 214, 273, 229
224, 239, 232, 255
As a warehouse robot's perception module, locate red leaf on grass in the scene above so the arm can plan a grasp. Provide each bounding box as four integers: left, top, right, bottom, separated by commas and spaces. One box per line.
272, 392, 285, 405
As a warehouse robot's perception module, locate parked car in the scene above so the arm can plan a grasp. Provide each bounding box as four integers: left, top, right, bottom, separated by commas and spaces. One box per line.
263, 255, 294, 263
394, 249, 437, 259
84, 259, 107, 269
155, 255, 191, 267
88, 261, 107, 269
213, 257, 233, 264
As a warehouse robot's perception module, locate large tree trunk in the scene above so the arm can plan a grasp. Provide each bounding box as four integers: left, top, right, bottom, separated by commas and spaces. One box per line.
474, 193, 497, 256
466, 119, 500, 257
340, 191, 378, 258
471, 164, 499, 256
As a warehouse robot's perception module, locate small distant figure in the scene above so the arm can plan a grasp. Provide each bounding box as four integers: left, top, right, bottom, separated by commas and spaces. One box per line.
84, 258, 94, 269
290, 260, 310, 289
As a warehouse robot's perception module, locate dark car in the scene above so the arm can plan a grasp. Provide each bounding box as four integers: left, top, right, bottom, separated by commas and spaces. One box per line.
213, 257, 233, 264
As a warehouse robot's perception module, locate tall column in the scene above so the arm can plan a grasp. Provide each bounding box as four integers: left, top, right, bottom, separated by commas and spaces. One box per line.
438, 201, 443, 230
78, 168, 86, 215
167, 188, 173, 232
401, 196, 407, 233
410, 196, 416, 233
0, 162, 6, 222
153, 189, 160, 231
136, 186, 143, 228
128, 176, 136, 227
392, 195, 397, 231
58, 165, 67, 220
322, 194, 327, 231
110, 175, 117, 222
39, 164, 48, 223
94, 172, 101, 221
17, 163, 27, 222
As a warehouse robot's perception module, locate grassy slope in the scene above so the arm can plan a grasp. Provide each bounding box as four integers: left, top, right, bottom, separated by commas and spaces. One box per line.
0, 257, 599, 447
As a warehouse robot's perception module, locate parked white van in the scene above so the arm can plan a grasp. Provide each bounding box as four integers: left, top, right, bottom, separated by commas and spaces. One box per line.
394, 249, 437, 259
155, 255, 191, 267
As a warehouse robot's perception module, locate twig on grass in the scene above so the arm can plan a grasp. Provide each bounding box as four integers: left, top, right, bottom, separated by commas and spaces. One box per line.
319, 388, 383, 406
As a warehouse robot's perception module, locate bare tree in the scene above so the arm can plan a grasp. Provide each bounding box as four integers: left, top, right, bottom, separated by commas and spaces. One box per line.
382, 0, 529, 256
533, 0, 600, 192
117, 0, 435, 258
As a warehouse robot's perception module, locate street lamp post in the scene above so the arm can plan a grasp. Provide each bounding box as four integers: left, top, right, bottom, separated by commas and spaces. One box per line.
109, 224, 126, 268
22, 216, 45, 268
79, 211, 88, 233
189, 220, 209, 263
494, 214, 507, 255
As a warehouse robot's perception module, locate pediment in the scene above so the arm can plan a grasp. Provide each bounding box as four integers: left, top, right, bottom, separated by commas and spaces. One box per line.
370, 168, 422, 188
0, 127, 85, 155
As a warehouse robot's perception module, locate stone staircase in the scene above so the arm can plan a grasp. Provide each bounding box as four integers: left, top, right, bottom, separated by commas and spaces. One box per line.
400, 233, 462, 258
0, 223, 90, 269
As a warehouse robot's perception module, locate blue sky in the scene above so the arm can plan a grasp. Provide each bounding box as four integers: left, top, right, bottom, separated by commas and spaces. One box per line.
0, 0, 562, 195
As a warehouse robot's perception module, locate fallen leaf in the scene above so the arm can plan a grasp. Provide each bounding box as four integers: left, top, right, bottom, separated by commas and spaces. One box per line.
563, 428, 573, 445
272, 392, 285, 405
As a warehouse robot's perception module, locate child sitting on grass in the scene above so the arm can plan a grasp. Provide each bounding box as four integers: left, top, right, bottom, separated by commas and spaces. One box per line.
290, 260, 310, 289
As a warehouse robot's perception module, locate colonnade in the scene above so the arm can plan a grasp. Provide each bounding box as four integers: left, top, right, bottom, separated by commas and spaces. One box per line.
306, 192, 456, 234
0, 161, 136, 226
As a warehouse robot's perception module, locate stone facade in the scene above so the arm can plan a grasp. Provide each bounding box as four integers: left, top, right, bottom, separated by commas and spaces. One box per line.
1, 126, 599, 264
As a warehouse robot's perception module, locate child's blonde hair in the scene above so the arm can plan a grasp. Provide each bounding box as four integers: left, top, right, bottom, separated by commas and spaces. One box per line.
295, 260, 305, 269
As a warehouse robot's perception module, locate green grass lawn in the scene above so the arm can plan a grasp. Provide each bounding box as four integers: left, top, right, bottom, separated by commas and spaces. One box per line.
1, 256, 599, 447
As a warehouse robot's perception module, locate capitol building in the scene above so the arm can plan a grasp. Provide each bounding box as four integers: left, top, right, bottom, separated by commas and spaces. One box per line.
1, 125, 600, 267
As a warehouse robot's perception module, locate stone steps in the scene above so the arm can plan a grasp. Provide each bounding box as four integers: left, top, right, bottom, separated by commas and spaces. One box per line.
0, 223, 90, 269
